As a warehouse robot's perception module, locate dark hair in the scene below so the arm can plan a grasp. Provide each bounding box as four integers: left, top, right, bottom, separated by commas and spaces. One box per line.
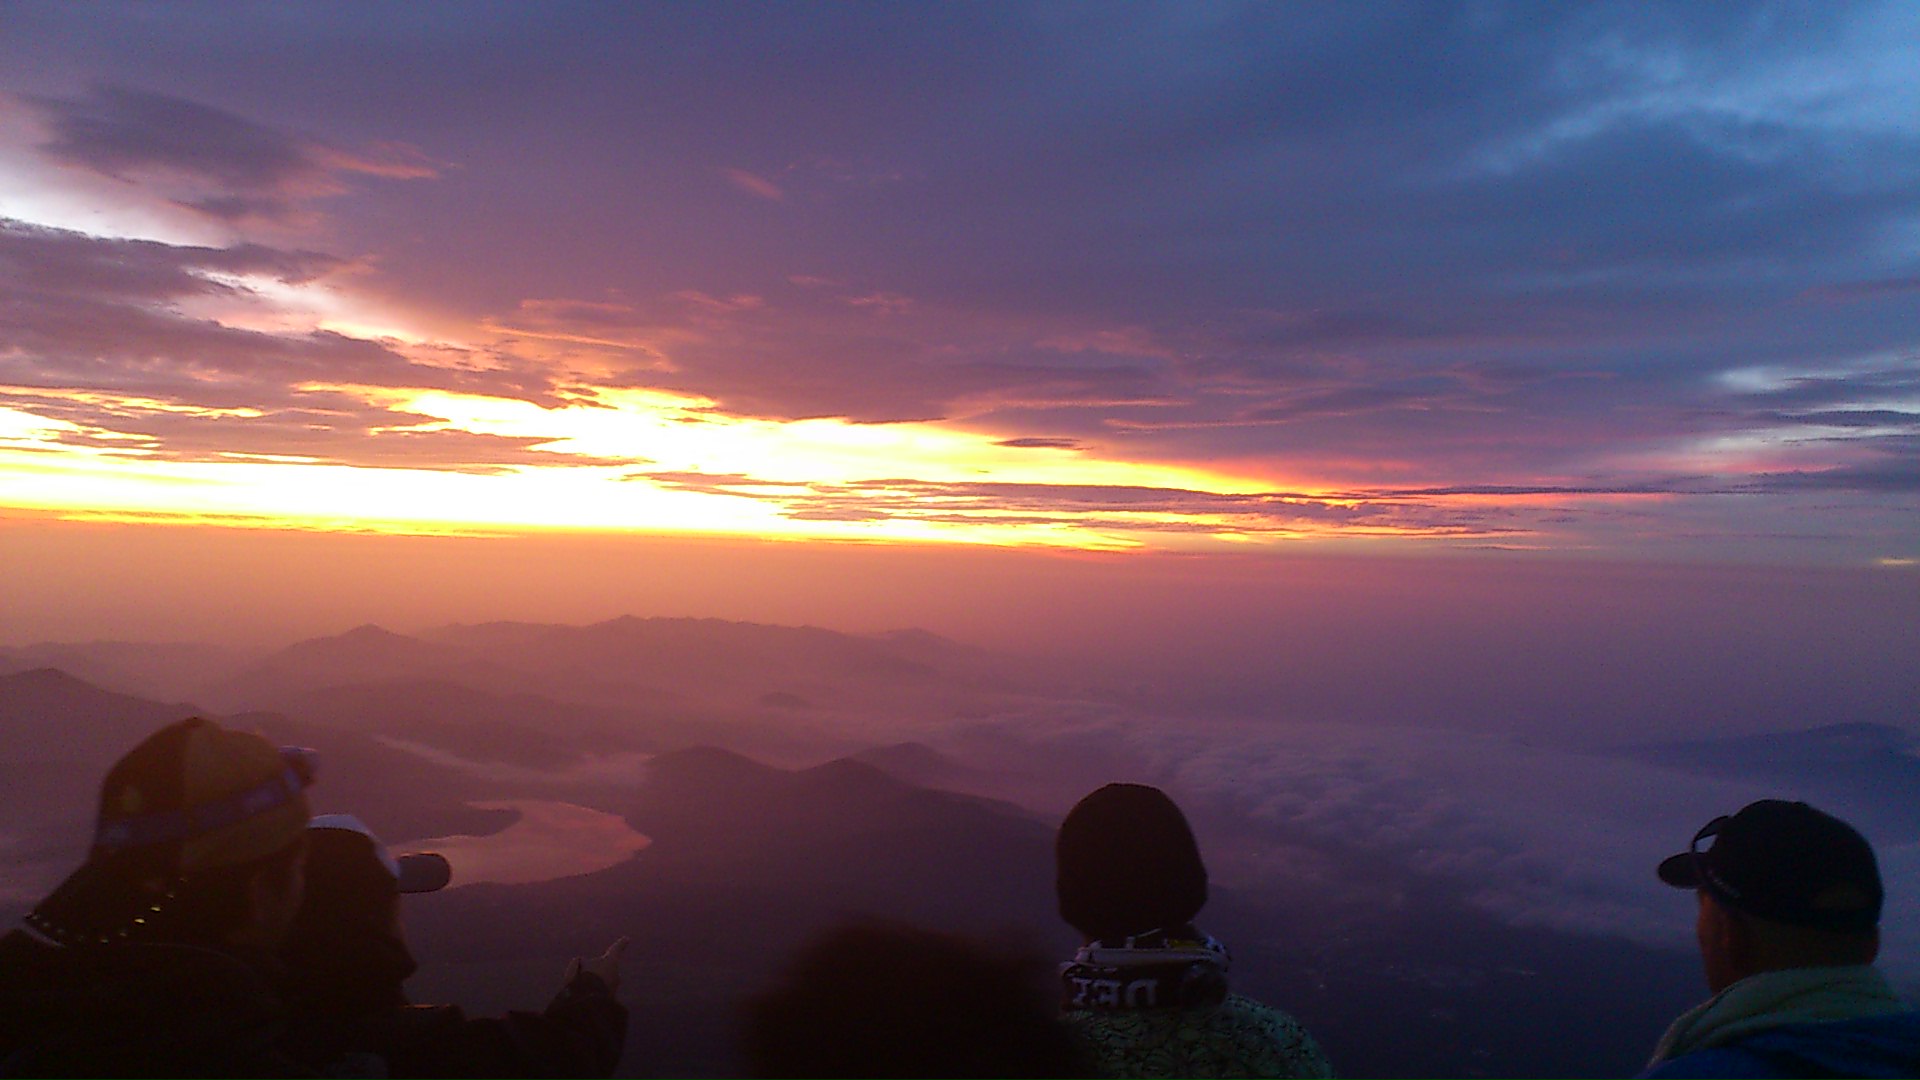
742, 921, 1093, 1078
1056, 783, 1208, 941
279, 827, 416, 1016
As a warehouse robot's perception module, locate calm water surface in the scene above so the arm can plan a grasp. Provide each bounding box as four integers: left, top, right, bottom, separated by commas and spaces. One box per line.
403, 800, 651, 887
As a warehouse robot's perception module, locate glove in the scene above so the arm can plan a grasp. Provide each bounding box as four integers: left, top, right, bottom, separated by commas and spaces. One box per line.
563, 936, 631, 996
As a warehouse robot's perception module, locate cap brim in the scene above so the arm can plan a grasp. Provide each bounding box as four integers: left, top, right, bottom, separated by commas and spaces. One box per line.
396, 851, 452, 893
1657, 852, 1701, 889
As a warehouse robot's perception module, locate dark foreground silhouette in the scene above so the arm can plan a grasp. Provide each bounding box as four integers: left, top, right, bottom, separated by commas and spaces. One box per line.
2, 698, 1915, 1078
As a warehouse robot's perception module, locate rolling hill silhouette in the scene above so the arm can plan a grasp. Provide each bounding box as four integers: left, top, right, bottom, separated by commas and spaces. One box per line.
0, 641, 246, 701
0, 667, 201, 767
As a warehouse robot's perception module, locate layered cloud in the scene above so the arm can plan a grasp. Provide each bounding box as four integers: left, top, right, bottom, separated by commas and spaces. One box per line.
0, 5, 1915, 556
0, 219, 588, 474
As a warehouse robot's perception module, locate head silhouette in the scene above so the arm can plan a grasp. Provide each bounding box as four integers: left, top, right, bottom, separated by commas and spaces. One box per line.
1659, 800, 1883, 992
742, 920, 1091, 1078
1056, 783, 1208, 941
26, 717, 315, 950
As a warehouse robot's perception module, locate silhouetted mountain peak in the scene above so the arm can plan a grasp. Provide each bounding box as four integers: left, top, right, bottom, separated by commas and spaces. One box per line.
2, 666, 96, 693
205, 625, 501, 711
849, 741, 973, 786
791, 755, 911, 798
0, 668, 201, 765
270, 625, 445, 665
645, 745, 781, 786
0, 667, 195, 716
0, 641, 252, 702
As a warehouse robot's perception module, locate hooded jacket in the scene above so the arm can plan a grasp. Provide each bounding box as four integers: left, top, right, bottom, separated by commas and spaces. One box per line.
1641, 965, 1920, 1078
0, 930, 310, 1077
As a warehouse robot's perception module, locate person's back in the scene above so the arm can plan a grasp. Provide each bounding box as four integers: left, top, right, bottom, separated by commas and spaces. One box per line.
1059, 931, 1327, 1079
276, 815, 629, 1078
1641, 973, 1920, 1078
1053, 783, 1331, 1079
0, 718, 318, 1077
0, 932, 296, 1076
743, 920, 1094, 1078
1640, 800, 1920, 1079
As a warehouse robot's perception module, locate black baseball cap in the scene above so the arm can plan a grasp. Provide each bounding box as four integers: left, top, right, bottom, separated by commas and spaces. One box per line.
1657, 799, 1882, 933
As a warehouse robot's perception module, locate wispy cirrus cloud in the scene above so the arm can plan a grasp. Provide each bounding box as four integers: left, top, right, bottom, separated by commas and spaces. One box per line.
24, 85, 437, 224
721, 167, 785, 203
628, 470, 1552, 542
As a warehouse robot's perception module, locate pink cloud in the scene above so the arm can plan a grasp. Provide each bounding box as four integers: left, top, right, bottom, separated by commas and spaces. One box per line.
722, 167, 786, 202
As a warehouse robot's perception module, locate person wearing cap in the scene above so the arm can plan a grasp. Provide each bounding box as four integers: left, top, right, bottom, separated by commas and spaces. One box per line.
277, 814, 630, 1078
1054, 783, 1331, 1079
0, 717, 320, 1076
1641, 799, 1920, 1078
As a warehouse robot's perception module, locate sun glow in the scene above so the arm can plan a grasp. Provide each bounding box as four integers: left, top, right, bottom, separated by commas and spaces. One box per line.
0, 374, 1334, 549
0, 200, 1467, 551
393, 386, 1274, 493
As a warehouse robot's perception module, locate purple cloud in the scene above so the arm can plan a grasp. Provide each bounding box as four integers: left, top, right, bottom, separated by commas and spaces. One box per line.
0, 4, 1916, 557
0, 220, 605, 472
26, 85, 435, 222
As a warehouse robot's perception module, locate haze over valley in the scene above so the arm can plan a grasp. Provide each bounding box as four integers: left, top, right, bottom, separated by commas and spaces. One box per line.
4, 598, 1915, 1077
3, 5, 1918, 1075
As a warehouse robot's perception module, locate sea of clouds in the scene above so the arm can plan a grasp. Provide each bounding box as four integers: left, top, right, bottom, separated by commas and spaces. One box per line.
935, 706, 1920, 990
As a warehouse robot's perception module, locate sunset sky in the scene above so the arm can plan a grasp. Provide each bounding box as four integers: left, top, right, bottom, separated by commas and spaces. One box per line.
1, 3, 1917, 578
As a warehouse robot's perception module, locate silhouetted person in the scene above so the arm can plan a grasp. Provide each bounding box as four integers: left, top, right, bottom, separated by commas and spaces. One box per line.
1640, 799, 1920, 1077
742, 919, 1095, 1078
277, 814, 629, 1077
1055, 783, 1331, 1079
0, 717, 318, 1076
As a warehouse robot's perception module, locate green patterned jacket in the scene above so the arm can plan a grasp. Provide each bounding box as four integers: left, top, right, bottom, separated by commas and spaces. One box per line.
1062, 992, 1333, 1079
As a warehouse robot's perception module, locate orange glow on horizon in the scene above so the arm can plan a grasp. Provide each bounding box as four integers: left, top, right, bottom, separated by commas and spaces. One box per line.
4, 367, 1502, 551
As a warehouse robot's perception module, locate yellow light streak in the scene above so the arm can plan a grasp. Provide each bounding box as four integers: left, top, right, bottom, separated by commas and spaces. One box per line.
0, 373, 1514, 550
0, 405, 79, 441
388, 386, 1294, 496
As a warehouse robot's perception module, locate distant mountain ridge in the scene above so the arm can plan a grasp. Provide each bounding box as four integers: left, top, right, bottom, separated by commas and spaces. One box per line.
5, 617, 1030, 733
0, 667, 201, 767
202, 624, 516, 710
0, 641, 247, 702
156, 618, 1037, 767
251, 678, 664, 766
1620, 721, 1920, 836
